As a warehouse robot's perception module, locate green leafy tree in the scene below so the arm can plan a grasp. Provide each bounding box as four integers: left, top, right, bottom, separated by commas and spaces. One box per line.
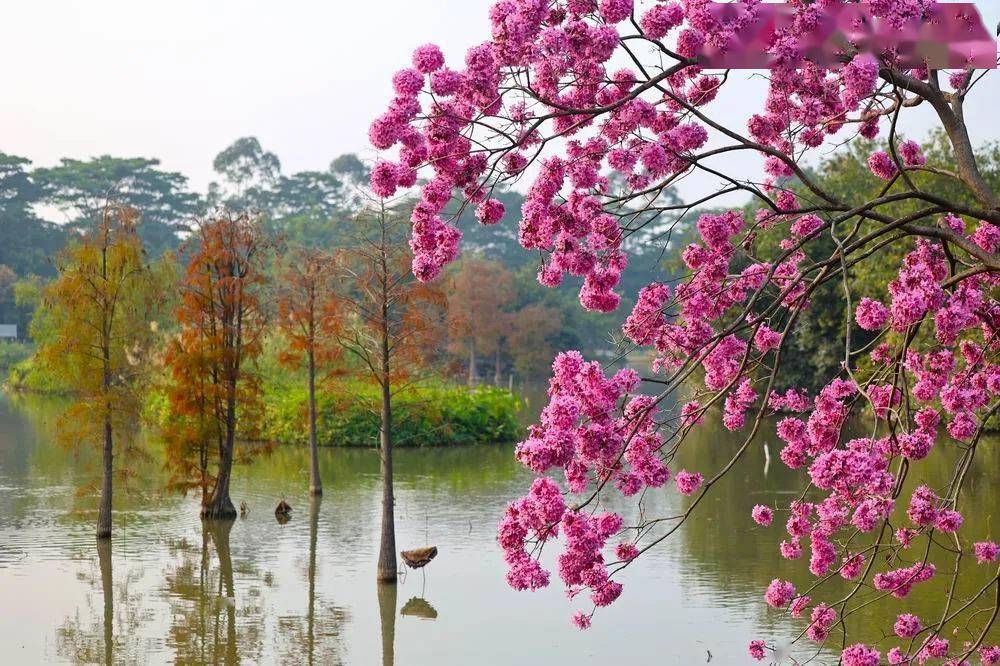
0, 152, 66, 279
37, 204, 163, 538
35, 156, 200, 256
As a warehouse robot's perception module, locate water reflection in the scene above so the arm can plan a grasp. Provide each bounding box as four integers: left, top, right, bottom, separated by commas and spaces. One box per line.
377, 583, 396, 666
1, 395, 995, 664
400, 597, 438, 620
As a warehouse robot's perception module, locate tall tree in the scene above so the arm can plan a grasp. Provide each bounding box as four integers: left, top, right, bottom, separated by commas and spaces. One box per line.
446, 257, 515, 385
0, 152, 66, 279
37, 204, 161, 538
275, 246, 339, 495
35, 156, 200, 256
164, 213, 268, 519
331, 202, 446, 582
208, 137, 281, 212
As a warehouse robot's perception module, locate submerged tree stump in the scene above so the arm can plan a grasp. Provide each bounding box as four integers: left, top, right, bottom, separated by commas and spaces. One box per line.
274, 500, 292, 523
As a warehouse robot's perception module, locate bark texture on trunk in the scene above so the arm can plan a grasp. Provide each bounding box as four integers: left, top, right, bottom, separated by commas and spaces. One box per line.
376, 373, 397, 582
376, 270, 397, 582
308, 349, 322, 495
202, 394, 237, 519
96, 410, 113, 539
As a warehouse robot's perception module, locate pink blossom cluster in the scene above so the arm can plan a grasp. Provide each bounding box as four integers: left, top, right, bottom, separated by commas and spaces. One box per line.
498, 349, 692, 620
371, 0, 1000, 648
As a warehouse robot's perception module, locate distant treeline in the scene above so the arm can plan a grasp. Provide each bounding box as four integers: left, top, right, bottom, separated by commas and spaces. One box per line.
0, 137, 684, 379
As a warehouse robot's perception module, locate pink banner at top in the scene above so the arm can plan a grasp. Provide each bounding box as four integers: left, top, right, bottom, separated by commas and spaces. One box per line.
697, 2, 997, 70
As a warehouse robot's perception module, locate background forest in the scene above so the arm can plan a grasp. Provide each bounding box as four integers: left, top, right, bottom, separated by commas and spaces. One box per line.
3, 130, 1000, 396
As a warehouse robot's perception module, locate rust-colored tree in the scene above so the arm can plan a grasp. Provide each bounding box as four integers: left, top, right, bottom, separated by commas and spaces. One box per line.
331, 201, 446, 582
163, 213, 268, 519
446, 257, 515, 386
275, 246, 339, 495
506, 302, 563, 381
38, 204, 161, 538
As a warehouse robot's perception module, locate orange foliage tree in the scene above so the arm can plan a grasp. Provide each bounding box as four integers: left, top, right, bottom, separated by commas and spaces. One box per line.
163, 213, 269, 519
275, 246, 339, 495
331, 201, 446, 582
39, 204, 162, 538
446, 257, 515, 386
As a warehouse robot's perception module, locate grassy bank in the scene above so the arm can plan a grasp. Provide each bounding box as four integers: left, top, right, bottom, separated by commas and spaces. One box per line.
262, 381, 523, 447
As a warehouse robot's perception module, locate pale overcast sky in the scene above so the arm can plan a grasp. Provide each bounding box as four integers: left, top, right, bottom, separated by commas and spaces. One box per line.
3, 0, 999, 203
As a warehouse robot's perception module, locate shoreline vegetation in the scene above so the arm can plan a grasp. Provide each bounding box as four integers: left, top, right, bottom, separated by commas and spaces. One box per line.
4, 352, 524, 448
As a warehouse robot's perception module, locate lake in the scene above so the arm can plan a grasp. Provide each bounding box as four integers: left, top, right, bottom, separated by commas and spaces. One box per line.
0, 393, 996, 664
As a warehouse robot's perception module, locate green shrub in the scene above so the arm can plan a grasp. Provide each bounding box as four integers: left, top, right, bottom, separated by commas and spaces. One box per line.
0, 342, 33, 376
263, 381, 523, 447
4, 353, 73, 394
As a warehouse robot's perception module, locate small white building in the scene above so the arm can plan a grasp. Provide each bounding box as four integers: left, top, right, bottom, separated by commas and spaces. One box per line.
0, 325, 18, 340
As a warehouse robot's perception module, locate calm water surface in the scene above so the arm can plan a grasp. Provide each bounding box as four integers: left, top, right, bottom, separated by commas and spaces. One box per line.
0, 394, 996, 664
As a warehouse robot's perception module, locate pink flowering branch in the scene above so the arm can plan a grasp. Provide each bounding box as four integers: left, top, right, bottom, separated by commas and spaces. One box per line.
370, 0, 1000, 661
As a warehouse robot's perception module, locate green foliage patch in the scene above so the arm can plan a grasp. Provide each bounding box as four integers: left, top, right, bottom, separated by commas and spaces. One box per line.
262, 381, 523, 448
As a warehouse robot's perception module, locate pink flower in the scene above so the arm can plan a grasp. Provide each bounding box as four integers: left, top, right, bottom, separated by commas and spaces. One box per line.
841, 643, 881, 666
855, 297, 890, 330
598, 0, 632, 24
753, 325, 782, 352
571, 611, 591, 630
412, 44, 445, 73
935, 509, 963, 533
975, 541, 999, 564
748, 640, 766, 661
981, 645, 1000, 665
780, 539, 802, 560
868, 151, 898, 180
641, 3, 683, 40
370, 161, 400, 199
899, 140, 926, 166
751, 504, 773, 527
791, 214, 824, 237
894, 613, 922, 639
615, 542, 639, 561
764, 579, 795, 608
475, 198, 505, 226
392, 68, 424, 96
674, 470, 703, 496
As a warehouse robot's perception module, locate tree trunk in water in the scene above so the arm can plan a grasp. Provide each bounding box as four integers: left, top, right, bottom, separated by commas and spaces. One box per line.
377, 581, 397, 666
467, 341, 476, 386
308, 349, 322, 495
376, 292, 397, 582
376, 373, 397, 582
97, 537, 113, 666
202, 401, 237, 519
96, 409, 113, 539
